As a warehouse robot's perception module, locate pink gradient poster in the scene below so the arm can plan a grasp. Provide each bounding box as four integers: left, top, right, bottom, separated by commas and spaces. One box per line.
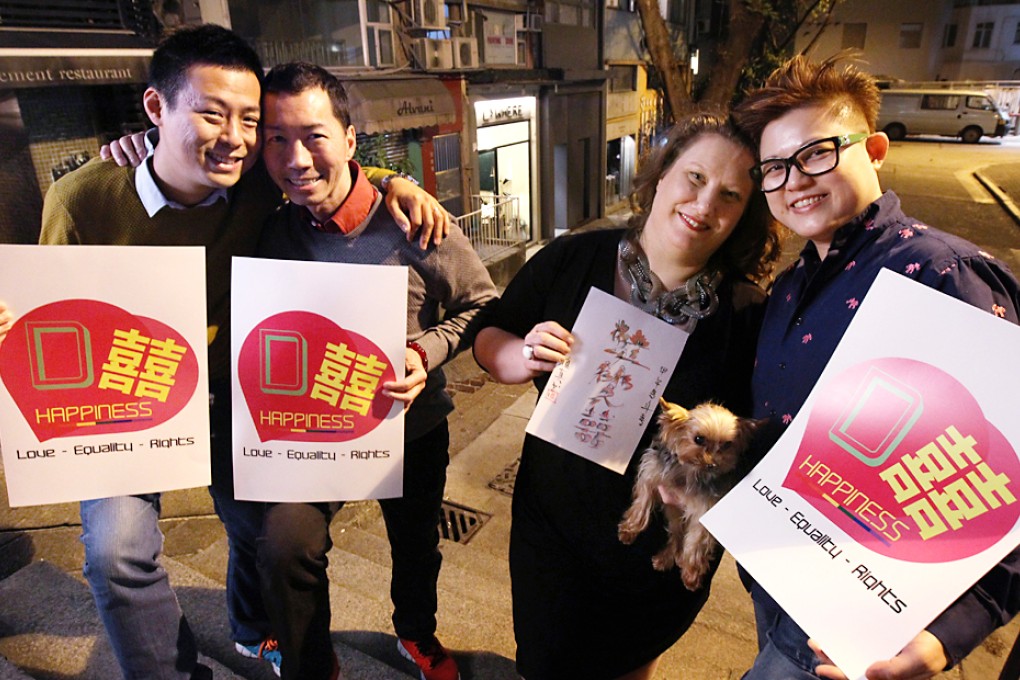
0, 245, 210, 506
702, 270, 1020, 680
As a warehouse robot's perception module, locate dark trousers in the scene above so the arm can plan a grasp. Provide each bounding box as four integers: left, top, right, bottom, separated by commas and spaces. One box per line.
258, 421, 450, 680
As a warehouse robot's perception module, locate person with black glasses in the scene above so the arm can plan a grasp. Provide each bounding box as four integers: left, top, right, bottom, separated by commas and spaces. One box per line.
752, 132, 868, 195
733, 54, 1020, 680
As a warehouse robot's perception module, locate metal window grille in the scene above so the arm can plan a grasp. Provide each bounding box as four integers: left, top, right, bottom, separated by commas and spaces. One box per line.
0, 0, 154, 31
433, 133, 460, 172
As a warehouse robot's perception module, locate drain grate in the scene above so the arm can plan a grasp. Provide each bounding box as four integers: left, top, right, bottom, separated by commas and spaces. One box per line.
438, 500, 491, 544
487, 457, 520, 496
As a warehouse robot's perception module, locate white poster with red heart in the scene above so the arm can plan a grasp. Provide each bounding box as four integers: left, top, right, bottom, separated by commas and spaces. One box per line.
230, 257, 406, 503
0, 245, 210, 507
702, 269, 1020, 680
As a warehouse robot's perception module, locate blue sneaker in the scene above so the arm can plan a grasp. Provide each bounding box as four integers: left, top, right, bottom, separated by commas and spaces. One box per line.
236, 637, 282, 677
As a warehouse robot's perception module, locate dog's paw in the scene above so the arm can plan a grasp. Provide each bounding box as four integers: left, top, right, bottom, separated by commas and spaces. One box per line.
681, 562, 707, 591
651, 550, 677, 572
617, 523, 639, 544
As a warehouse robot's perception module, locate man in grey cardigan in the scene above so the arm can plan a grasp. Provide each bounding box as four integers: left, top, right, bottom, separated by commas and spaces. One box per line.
254, 62, 497, 680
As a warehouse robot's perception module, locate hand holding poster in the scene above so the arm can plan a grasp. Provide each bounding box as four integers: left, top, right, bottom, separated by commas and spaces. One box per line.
231, 257, 407, 502
0, 245, 210, 506
701, 270, 1020, 680
525, 287, 689, 473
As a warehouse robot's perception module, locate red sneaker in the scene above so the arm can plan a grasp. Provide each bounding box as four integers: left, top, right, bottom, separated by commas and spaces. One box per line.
397, 636, 461, 680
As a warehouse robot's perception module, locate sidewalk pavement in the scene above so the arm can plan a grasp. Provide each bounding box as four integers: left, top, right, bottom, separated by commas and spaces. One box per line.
975, 163, 1020, 228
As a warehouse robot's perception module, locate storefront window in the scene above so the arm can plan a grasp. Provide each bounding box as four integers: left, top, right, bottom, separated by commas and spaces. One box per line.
477, 117, 533, 242
545, 0, 593, 27
227, 0, 395, 67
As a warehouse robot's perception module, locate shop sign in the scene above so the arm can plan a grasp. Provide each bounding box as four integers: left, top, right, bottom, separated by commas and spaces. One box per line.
476, 97, 532, 126
0, 52, 151, 89
396, 97, 437, 118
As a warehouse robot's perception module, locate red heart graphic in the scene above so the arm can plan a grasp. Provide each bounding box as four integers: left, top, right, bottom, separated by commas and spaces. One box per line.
0, 299, 198, 442
783, 357, 1020, 563
237, 311, 397, 443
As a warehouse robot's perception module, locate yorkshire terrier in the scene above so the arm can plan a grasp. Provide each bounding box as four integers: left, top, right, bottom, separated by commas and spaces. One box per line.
618, 397, 764, 590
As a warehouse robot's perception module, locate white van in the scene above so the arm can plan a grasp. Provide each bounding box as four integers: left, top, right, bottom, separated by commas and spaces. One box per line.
877, 89, 1008, 143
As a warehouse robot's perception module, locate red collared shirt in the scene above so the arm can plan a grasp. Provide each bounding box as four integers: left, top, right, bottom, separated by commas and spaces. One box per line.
305, 160, 379, 234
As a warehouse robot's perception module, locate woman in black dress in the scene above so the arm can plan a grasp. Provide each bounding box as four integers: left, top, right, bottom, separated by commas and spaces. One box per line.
473, 112, 782, 680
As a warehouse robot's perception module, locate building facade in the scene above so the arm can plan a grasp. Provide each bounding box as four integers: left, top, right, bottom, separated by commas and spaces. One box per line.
795, 0, 1020, 82
603, 0, 688, 214
0, 1, 165, 243
1, 0, 705, 256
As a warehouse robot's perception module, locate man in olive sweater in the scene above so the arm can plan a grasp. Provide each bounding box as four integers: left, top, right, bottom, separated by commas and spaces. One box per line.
39, 25, 447, 680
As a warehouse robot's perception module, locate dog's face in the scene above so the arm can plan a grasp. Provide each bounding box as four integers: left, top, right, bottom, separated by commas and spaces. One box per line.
656, 398, 761, 474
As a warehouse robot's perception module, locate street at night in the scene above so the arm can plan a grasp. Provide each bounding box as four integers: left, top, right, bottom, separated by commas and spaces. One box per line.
871, 136, 1020, 276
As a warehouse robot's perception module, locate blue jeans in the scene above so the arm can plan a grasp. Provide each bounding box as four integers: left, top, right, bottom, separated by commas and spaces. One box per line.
742, 583, 821, 680
79, 382, 271, 678
80, 494, 199, 680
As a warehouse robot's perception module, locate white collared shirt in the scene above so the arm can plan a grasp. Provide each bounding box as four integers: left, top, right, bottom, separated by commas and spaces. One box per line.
133, 129, 228, 217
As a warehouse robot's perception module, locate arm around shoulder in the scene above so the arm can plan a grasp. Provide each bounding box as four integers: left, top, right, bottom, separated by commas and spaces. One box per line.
365, 166, 452, 248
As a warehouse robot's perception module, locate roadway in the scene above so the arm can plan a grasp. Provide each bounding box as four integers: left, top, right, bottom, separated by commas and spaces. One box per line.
876, 134, 1020, 275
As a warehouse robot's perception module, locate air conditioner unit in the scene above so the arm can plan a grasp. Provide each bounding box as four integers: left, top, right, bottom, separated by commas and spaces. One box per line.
452, 37, 478, 68
411, 0, 447, 30
411, 38, 454, 70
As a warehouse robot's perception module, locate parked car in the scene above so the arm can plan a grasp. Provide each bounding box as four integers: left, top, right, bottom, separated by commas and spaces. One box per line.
877, 89, 1009, 143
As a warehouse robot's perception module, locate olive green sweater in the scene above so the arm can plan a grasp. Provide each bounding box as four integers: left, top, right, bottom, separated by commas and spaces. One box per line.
40, 159, 281, 384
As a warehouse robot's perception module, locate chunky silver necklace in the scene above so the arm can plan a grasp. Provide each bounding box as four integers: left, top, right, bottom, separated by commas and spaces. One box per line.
618, 232, 720, 325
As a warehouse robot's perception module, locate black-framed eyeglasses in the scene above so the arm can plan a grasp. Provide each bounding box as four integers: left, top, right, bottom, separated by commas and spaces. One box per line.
752, 133, 869, 193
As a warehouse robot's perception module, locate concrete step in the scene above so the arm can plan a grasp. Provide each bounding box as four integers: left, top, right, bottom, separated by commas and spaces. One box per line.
323, 522, 517, 678
163, 499, 517, 678
171, 531, 416, 679
0, 560, 123, 678
0, 555, 414, 680
305, 389, 526, 678
0, 514, 227, 581
336, 390, 531, 570
331, 524, 512, 614
162, 555, 281, 680
0, 481, 214, 534
0, 560, 240, 680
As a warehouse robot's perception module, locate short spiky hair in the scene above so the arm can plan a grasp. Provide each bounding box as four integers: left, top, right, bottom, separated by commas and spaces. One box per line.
626, 111, 782, 282
733, 53, 880, 147
264, 62, 352, 128
149, 24, 263, 110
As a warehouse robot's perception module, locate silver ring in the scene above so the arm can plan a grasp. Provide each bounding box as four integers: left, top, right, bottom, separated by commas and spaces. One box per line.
522, 344, 535, 361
